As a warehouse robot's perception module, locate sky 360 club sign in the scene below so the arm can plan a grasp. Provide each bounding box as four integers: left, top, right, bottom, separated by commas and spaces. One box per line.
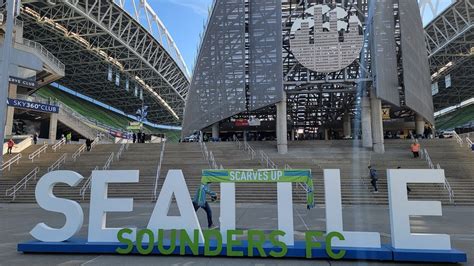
19, 169, 466, 263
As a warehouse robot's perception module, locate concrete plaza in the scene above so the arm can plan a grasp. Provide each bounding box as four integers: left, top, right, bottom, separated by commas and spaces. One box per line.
1, 203, 473, 265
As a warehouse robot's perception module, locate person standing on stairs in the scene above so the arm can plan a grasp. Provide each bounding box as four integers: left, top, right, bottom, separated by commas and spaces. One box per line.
193, 185, 218, 229
411, 140, 421, 158
7, 139, 15, 154
33, 133, 38, 145
132, 133, 137, 143
66, 132, 72, 144
368, 165, 378, 193
86, 139, 92, 152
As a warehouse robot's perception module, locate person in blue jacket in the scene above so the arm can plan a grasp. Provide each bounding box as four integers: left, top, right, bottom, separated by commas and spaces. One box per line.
193, 185, 218, 229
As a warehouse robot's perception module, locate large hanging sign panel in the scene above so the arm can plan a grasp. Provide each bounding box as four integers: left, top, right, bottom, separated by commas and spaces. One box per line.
17, 169, 467, 263
7, 98, 59, 113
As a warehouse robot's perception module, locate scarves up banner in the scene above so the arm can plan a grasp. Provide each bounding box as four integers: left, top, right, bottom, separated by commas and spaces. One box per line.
196, 169, 314, 209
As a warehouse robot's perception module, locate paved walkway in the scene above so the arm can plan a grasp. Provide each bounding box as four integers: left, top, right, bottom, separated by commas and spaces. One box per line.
1, 203, 473, 265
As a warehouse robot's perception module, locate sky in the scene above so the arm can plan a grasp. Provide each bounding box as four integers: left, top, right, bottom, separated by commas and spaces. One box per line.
149, 0, 213, 73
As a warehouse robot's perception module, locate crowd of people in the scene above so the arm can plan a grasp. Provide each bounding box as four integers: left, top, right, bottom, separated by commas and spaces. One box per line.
132, 132, 148, 143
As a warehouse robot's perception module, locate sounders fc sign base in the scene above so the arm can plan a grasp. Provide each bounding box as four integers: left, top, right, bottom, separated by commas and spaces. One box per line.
18, 169, 467, 263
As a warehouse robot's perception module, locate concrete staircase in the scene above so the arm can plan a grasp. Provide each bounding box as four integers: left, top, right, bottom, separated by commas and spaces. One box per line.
1, 140, 472, 205
0, 144, 82, 202
242, 140, 374, 205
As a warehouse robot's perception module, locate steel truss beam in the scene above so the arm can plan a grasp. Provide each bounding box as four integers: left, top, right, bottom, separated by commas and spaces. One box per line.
20, 0, 189, 125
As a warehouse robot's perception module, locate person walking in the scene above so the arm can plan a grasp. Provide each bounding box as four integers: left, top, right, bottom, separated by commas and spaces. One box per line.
368, 165, 378, 193
193, 185, 218, 229
132, 133, 137, 144
411, 140, 421, 158
66, 132, 72, 144
33, 133, 38, 145
7, 139, 15, 154
86, 139, 92, 152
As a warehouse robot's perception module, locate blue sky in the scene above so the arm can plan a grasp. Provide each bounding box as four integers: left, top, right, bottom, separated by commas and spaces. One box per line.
150, 0, 213, 72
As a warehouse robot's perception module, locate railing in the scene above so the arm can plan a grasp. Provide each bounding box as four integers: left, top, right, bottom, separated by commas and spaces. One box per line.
422, 149, 455, 204
236, 139, 257, 160
437, 163, 455, 204
453, 131, 463, 147
52, 138, 66, 152
91, 136, 100, 148
116, 142, 129, 161
29, 144, 48, 162
153, 141, 167, 200
199, 141, 219, 169
80, 166, 99, 200
466, 137, 473, 149
22, 39, 65, 71
1, 153, 22, 171
103, 152, 114, 170
259, 150, 277, 169
72, 144, 86, 161
48, 154, 67, 172
5, 167, 40, 201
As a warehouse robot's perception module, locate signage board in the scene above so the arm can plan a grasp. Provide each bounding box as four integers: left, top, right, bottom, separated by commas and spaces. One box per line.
432, 82, 439, 95
248, 117, 261, 126
234, 119, 249, 127
445, 74, 452, 88
9, 76, 38, 89
382, 108, 391, 120
17, 168, 467, 263
7, 98, 59, 113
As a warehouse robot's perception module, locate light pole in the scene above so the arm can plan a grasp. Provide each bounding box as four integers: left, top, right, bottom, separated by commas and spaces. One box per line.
0, 0, 17, 165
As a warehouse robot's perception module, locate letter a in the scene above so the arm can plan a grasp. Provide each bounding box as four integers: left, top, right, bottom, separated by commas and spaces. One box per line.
147, 170, 204, 242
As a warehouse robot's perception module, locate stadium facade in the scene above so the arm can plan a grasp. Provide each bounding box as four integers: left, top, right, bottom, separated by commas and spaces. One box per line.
182, 0, 435, 154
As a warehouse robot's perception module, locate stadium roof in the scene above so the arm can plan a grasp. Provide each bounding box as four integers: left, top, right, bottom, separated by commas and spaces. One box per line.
19, 0, 189, 126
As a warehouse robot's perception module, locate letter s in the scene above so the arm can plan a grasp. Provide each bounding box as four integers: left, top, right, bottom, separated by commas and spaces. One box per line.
30, 171, 84, 242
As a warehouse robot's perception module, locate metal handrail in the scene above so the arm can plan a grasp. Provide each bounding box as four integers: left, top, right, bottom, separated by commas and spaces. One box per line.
199, 141, 219, 169
259, 150, 277, 169
48, 153, 67, 172
21, 39, 65, 71
52, 138, 66, 152
80, 166, 99, 199
29, 144, 48, 162
103, 152, 114, 170
153, 140, 166, 200
72, 144, 86, 161
452, 131, 463, 147
1, 153, 22, 171
5, 167, 40, 201
466, 137, 473, 149
91, 136, 100, 148
116, 143, 126, 160
423, 149, 455, 204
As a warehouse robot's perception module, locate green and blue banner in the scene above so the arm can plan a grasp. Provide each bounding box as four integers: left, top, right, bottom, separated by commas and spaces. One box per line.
197, 169, 314, 209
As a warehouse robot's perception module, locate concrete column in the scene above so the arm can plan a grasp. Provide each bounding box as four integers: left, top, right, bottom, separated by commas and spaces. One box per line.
370, 92, 385, 154
211, 122, 219, 140
276, 94, 288, 154
291, 129, 295, 141
415, 114, 425, 137
342, 111, 351, 138
49, 113, 58, 141
361, 96, 373, 148
4, 84, 17, 136
324, 128, 329, 141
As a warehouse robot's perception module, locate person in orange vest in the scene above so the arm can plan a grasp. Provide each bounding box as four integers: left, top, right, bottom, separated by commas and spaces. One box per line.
7, 139, 15, 154
411, 140, 421, 158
